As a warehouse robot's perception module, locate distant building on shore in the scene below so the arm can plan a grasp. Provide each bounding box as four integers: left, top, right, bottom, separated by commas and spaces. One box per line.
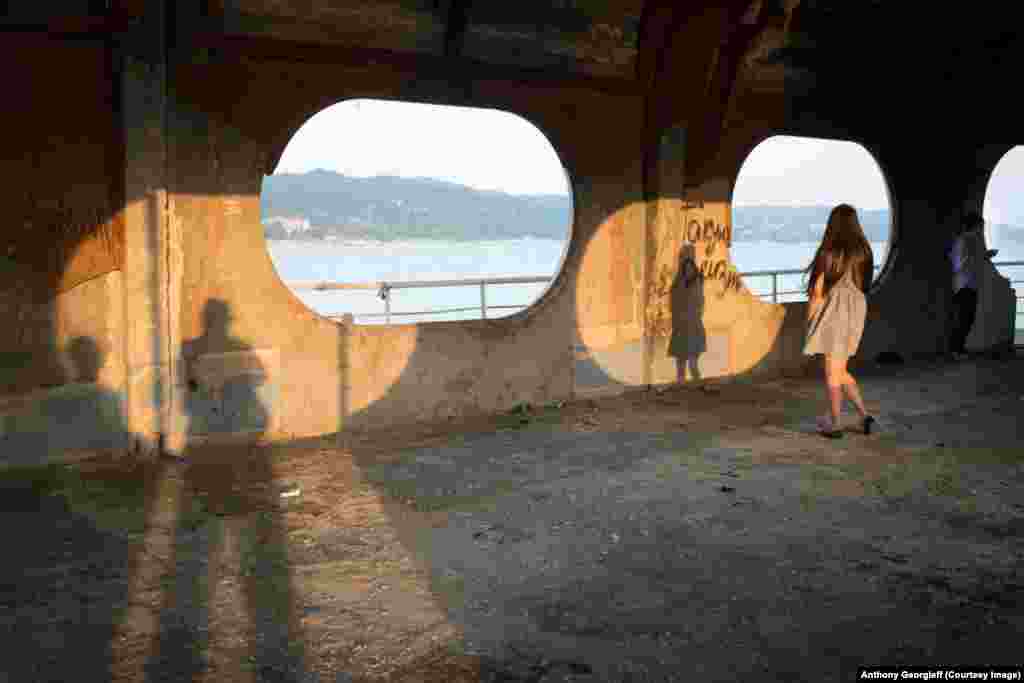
262, 216, 311, 235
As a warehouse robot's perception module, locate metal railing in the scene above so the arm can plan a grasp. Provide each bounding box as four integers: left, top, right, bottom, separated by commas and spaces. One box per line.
741, 264, 883, 304
992, 260, 1024, 344
288, 262, 1023, 334
288, 275, 551, 324
740, 267, 808, 303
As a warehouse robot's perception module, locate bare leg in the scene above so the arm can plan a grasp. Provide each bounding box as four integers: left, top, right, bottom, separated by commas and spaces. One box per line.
827, 385, 843, 429
840, 369, 868, 418
823, 355, 845, 430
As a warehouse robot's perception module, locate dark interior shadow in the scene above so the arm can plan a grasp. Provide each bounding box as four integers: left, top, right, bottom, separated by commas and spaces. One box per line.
668, 242, 706, 383
0, 333, 146, 683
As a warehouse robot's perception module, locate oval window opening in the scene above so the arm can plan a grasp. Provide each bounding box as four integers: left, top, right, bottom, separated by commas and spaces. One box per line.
260, 99, 573, 325
982, 146, 1024, 342
731, 135, 893, 303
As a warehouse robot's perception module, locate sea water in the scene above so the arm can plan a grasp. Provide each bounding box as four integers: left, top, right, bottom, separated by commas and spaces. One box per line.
267, 238, 1024, 328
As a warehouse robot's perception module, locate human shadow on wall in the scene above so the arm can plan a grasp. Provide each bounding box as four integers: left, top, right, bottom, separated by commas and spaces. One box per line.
668, 242, 707, 383
181, 299, 270, 436
0, 335, 129, 464
145, 298, 311, 682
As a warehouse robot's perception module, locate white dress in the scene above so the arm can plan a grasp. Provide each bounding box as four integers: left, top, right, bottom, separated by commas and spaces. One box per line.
803, 270, 867, 358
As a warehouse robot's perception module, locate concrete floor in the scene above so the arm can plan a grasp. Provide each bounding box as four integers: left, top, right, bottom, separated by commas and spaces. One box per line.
2, 352, 1022, 682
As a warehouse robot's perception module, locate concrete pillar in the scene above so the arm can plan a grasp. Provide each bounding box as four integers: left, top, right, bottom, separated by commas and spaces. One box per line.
120, 1, 179, 456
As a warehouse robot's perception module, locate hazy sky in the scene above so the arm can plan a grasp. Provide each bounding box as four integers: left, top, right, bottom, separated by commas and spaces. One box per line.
275, 99, 571, 196
984, 146, 1024, 226
276, 100, 1024, 218
732, 135, 890, 210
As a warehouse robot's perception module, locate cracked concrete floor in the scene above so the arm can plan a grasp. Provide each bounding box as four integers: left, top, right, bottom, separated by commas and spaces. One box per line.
1, 353, 1022, 682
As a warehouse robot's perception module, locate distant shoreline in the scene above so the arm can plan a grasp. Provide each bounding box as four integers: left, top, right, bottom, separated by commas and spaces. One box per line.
264, 236, 896, 245
264, 235, 1024, 247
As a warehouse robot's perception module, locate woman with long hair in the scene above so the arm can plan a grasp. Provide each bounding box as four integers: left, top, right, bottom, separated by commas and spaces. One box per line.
804, 204, 877, 438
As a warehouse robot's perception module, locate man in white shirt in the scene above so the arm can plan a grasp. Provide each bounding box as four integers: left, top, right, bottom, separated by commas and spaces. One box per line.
948, 212, 997, 360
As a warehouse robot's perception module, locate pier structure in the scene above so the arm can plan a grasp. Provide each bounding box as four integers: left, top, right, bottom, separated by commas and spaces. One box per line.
0, 1, 1018, 458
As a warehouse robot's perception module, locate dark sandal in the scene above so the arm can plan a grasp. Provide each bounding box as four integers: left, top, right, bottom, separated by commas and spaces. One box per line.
863, 415, 876, 435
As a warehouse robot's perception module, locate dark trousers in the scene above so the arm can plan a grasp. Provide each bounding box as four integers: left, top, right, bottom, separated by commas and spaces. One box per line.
950, 287, 978, 353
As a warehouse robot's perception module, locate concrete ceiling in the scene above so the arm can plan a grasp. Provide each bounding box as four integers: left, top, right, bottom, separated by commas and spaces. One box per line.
5, 1, 1024, 137
768, 2, 1024, 91
8, 2, 1022, 86
216, 1, 1024, 89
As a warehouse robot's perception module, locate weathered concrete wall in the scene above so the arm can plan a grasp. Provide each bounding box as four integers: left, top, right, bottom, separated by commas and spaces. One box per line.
639, 7, 813, 387
2, 4, 1018, 464
964, 144, 1018, 351
0, 35, 127, 464
643, 143, 803, 387
636, 5, 1015, 391
0, 272, 128, 465
164, 58, 642, 440
854, 142, 1015, 361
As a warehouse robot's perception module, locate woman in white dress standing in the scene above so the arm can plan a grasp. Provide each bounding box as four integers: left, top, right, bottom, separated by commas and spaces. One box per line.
804, 204, 877, 439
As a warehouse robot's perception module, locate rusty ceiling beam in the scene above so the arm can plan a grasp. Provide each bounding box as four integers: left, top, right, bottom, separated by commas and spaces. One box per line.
635, 0, 687, 90
192, 31, 644, 97
682, 2, 776, 188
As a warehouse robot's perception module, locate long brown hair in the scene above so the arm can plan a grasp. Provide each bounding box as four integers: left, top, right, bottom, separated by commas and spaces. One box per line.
805, 204, 874, 298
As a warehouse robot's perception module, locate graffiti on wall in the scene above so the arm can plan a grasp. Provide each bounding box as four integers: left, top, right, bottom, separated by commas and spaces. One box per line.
686, 218, 732, 256
649, 207, 742, 343
681, 257, 743, 293
674, 215, 741, 293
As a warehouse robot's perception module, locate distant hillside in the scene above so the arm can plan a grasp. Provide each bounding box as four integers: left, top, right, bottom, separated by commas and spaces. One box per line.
991, 223, 1024, 243
733, 205, 1024, 244
261, 170, 572, 242
732, 205, 892, 243
261, 172, 1024, 244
